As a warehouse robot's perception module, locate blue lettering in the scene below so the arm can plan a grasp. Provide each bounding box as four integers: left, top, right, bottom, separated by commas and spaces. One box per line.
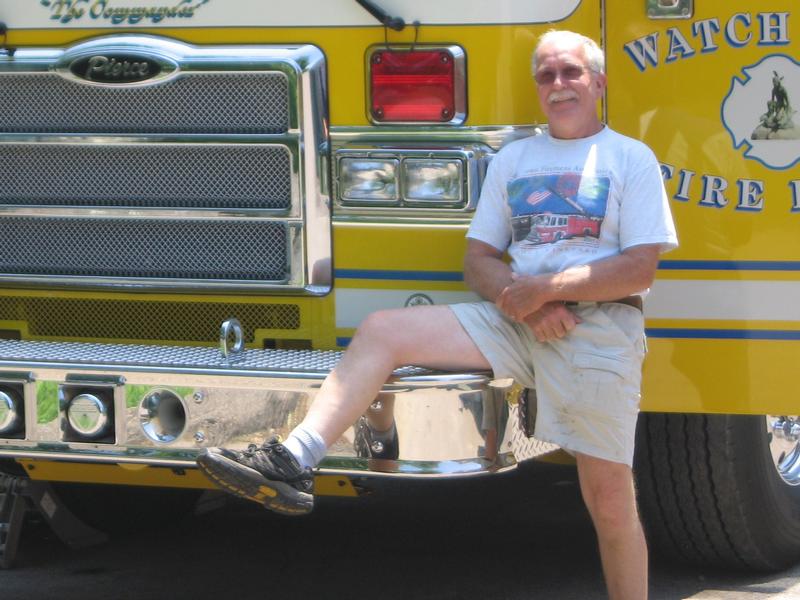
725, 13, 753, 47
623, 33, 659, 71
700, 175, 729, 208
736, 179, 765, 212
692, 18, 721, 53
758, 12, 790, 46
791, 180, 800, 212
674, 169, 695, 202
666, 28, 695, 63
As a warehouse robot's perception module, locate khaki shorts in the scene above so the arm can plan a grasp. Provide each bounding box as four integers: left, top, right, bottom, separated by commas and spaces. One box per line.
450, 301, 646, 466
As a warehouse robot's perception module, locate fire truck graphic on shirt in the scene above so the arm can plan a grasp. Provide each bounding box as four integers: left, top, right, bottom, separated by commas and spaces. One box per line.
508, 172, 610, 246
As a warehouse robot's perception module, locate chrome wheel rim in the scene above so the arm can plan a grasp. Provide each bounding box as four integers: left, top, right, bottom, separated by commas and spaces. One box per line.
767, 415, 800, 486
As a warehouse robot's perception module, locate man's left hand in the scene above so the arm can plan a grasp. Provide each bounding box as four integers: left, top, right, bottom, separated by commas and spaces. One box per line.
496, 273, 550, 322
523, 302, 582, 342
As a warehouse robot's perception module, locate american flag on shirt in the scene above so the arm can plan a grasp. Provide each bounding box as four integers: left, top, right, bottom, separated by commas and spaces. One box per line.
526, 189, 553, 206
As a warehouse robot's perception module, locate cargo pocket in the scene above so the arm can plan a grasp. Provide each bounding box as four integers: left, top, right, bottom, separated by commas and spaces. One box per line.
571, 351, 639, 417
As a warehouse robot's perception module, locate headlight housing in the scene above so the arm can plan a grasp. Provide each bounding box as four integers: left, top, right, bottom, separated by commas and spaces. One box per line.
335, 145, 490, 213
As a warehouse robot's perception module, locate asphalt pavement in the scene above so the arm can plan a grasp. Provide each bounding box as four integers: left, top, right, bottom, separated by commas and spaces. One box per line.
4, 462, 800, 600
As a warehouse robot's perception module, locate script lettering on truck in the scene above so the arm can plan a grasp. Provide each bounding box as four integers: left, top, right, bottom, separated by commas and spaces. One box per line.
39, 0, 210, 25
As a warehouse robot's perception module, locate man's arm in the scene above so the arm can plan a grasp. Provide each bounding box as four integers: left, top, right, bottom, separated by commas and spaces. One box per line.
463, 238, 512, 302
464, 238, 581, 341
496, 243, 661, 322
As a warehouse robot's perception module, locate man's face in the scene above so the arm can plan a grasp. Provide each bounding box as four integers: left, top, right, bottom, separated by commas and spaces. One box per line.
533, 39, 606, 139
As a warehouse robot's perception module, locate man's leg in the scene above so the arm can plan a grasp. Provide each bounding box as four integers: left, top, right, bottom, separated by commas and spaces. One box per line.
575, 452, 648, 600
197, 305, 491, 514
302, 305, 491, 447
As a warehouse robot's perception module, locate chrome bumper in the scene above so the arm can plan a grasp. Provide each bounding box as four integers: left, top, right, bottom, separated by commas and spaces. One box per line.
0, 339, 558, 479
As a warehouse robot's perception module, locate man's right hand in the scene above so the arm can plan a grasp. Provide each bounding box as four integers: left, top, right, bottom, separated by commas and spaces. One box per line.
523, 302, 582, 342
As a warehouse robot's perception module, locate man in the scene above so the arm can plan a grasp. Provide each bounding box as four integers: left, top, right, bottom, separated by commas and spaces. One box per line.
198, 30, 677, 600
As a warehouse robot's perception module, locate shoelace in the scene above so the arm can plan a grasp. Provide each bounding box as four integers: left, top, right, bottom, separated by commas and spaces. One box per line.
240, 441, 310, 488
243, 444, 261, 457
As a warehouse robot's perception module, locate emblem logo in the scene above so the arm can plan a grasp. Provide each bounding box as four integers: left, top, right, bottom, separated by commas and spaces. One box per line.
721, 54, 800, 170
69, 54, 162, 83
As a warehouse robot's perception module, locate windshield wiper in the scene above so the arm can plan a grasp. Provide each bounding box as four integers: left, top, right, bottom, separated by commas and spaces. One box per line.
354, 0, 405, 31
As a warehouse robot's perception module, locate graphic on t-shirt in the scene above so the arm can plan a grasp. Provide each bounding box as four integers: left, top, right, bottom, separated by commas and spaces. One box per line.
508, 173, 610, 246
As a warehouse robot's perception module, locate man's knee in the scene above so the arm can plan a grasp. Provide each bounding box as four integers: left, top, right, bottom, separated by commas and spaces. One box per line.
351, 310, 409, 355
577, 455, 639, 534
352, 308, 430, 355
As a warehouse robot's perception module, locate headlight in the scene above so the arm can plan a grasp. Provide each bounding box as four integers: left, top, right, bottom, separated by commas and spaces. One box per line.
403, 159, 462, 203
336, 147, 487, 210
339, 158, 399, 204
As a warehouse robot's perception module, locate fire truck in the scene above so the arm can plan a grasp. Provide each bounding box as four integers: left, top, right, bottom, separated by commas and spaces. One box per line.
0, 0, 798, 572
529, 213, 602, 244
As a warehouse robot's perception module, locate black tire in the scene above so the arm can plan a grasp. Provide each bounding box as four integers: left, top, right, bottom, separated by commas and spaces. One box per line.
634, 412, 800, 571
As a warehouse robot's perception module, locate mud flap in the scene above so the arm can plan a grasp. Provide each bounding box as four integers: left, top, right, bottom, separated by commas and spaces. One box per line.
0, 474, 108, 569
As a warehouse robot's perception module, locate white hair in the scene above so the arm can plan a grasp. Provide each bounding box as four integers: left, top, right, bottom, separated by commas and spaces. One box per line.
531, 30, 605, 76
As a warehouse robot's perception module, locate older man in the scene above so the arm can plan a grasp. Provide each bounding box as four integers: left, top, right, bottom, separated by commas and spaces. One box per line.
199, 30, 677, 600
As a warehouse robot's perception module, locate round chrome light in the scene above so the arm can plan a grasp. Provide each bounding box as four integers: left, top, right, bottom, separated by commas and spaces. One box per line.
139, 389, 187, 443
0, 389, 22, 434
67, 393, 110, 438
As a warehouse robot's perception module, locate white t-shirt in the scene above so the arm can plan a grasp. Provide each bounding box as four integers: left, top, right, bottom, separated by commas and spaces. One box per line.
468, 127, 678, 280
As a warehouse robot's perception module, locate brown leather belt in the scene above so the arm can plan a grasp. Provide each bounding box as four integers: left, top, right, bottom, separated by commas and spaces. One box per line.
565, 296, 643, 312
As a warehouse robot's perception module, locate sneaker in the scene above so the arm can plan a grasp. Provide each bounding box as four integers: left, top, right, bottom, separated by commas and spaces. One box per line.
354, 417, 399, 460
196, 437, 314, 516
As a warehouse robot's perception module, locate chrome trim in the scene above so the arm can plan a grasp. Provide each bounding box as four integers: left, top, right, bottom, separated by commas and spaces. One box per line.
646, 0, 693, 19
332, 125, 542, 151
0, 338, 525, 477
55, 44, 180, 88
219, 319, 244, 360
365, 45, 467, 126
0, 449, 514, 478
0, 36, 331, 295
139, 389, 188, 444
767, 415, 800, 487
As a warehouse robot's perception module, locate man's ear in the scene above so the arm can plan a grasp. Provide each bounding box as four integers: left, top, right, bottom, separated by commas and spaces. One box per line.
594, 72, 607, 95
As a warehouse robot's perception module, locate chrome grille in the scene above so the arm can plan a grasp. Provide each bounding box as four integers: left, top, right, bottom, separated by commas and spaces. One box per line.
0, 73, 290, 134
0, 143, 292, 210
0, 38, 331, 293
0, 217, 288, 281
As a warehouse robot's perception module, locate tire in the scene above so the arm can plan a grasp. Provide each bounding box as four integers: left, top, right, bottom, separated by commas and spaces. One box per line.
634, 412, 800, 571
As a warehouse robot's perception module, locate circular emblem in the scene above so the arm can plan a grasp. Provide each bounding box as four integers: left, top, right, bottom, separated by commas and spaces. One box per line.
405, 293, 434, 307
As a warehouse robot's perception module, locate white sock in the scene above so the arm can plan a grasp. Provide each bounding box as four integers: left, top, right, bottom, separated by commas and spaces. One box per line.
282, 424, 327, 469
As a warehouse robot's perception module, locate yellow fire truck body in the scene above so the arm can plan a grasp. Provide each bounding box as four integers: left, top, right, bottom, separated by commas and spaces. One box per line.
0, 0, 798, 570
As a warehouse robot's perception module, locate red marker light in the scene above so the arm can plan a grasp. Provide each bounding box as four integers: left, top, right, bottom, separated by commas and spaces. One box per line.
370, 50, 457, 123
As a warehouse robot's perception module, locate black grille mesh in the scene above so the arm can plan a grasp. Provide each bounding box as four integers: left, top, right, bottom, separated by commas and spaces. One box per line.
0, 297, 300, 342
0, 217, 288, 280
0, 143, 292, 209
0, 73, 290, 134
